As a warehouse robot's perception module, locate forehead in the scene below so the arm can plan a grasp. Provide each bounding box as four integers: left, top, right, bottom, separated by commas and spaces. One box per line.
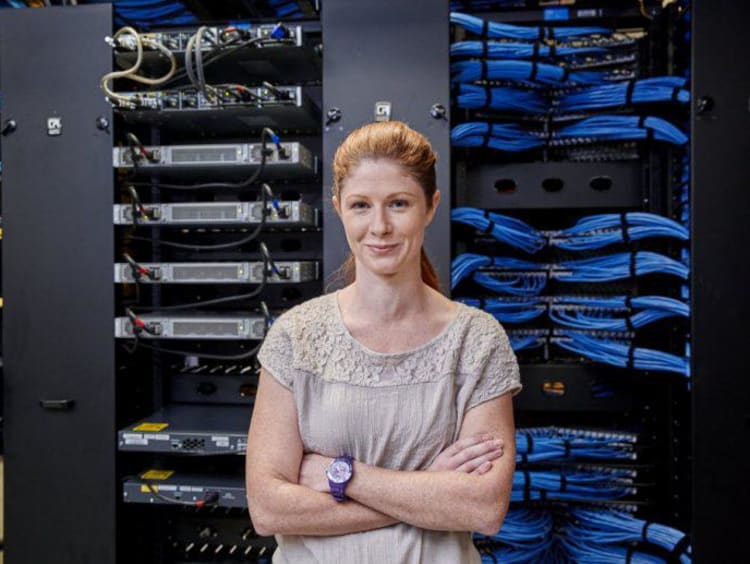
342, 159, 422, 196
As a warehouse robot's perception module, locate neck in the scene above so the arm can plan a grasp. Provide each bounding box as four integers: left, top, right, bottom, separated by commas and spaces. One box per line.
342, 262, 431, 323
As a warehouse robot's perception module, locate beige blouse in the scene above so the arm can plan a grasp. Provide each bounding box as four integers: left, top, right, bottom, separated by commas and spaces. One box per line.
256, 291, 522, 564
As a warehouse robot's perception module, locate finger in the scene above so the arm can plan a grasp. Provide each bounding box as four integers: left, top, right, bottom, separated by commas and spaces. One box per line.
455, 448, 503, 473
470, 460, 493, 475
443, 433, 494, 457
453, 439, 504, 465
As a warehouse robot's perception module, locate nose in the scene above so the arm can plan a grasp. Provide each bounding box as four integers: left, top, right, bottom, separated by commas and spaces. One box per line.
369, 205, 391, 236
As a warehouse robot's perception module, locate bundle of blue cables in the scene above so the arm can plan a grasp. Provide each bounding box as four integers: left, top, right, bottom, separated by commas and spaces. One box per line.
265, 0, 305, 18
460, 295, 689, 331
451, 40, 607, 60
451, 116, 688, 151
554, 331, 690, 376
565, 508, 692, 564
451, 252, 689, 293
112, 0, 197, 28
473, 508, 554, 564
560, 536, 668, 564
514, 427, 636, 463
452, 208, 689, 252
451, 59, 622, 85
511, 467, 634, 502
556, 77, 690, 112
451, 12, 610, 40
454, 84, 548, 113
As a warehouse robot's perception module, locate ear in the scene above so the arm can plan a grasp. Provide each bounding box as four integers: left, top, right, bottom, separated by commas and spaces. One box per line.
425, 190, 441, 225
332, 195, 341, 218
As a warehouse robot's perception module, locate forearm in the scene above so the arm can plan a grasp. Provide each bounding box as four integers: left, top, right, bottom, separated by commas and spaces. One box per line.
346, 462, 509, 535
250, 477, 398, 537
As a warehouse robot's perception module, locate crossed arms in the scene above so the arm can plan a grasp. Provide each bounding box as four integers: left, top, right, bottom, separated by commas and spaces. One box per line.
245, 368, 516, 537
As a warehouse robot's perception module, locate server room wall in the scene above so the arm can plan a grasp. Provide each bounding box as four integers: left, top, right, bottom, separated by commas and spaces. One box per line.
0, 1, 747, 563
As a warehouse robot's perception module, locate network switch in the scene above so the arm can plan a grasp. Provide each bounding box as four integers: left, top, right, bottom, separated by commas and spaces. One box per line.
113, 201, 318, 227
115, 260, 319, 284
113, 142, 317, 179
114, 314, 267, 340
123, 472, 247, 509
117, 85, 321, 132
118, 404, 249, 454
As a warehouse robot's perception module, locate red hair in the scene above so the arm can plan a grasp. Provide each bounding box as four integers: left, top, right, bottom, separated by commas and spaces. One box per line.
331, 121, 441, 292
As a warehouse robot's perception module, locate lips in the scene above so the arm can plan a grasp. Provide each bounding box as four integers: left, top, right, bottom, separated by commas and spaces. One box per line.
366, 243, 399, 254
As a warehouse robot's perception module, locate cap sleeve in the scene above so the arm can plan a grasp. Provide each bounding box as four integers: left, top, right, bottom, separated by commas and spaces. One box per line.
256, 314, 295, 390
466, 313, 522, 411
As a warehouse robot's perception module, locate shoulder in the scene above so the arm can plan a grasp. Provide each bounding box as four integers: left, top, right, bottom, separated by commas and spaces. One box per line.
454, 301, 515, 372
272, 293, 334, 334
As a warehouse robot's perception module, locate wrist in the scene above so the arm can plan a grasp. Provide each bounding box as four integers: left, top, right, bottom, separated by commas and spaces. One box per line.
326, 455, 354, 502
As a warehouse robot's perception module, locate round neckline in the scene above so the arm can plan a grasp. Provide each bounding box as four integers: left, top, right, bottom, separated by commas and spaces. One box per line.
331, 290, 465, 357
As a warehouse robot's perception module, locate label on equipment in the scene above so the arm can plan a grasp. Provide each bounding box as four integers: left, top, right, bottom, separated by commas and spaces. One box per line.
133, 422, 169, 432
141, 469, 175, 481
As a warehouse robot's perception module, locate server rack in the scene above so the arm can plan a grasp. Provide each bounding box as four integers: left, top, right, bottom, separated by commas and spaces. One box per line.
0, 1, 746, 562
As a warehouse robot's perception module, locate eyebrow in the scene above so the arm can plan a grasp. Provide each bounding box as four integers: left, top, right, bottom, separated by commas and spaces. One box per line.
344, 192, 418, 200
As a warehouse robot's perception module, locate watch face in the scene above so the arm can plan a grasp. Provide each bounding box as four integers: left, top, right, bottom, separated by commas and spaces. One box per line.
326, 459, 353, 484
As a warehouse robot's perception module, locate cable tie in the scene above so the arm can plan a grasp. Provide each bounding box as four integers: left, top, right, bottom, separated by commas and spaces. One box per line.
625, 314, 635, 332
620, 212, 631, 243
641, 521, 652, 542
625, 295, 633, 311
629, 251, 637, 279
522, 469, 531, 501
481, 19, 489, 40
563, 438, 571, 458
481, 59, 488, 82
532, 42, 540, 60
560, 65, 570, 82
625, 79, 636, 105
669, 534, 692, 563
538, 26, 545, 42
524, 431, 534, 454
627, 342, 636, 370
529, 61, 539, 82
482, 122, 492, 149
548, 42, 556, 58
520, 452, 528, 464
482, 40, 488, 59
482, 219, 496, 235
625, 544, 636, 564
478, 296, 486, 310
483, 84, 492, 108
638, 115, 654, 142
671, 86, 682, 103
547, 27, 555, 40
559, 473, 567, 492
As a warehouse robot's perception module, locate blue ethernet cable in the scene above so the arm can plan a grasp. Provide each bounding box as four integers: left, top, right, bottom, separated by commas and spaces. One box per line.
566, 508, 692, 564
549, 212, 689, 250
560, 537, 665, 564
451, 40, 607, 60
451, 60, 621, 85
451, 208, 546, 253
474, 508, 554, 563
554, 331, 690, 376
511, 467, 634, 502
459, 297, 546, 323
515, 431, 636, 463
452, 252, 689, 292
556, 77, 690, 112
451, 116, 688, 151
454, 84, 548, 113
450, 12, 610, 40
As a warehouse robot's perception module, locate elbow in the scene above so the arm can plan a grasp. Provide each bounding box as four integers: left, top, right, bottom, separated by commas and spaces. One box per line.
472, 482, 510, 536
474, 503, 507, 536
247, 503, 276, 537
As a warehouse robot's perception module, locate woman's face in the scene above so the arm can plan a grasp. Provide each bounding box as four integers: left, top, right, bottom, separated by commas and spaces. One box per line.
333, 158, 439, 281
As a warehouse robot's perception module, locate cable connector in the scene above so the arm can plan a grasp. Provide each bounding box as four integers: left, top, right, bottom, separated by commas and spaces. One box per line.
270, 23, 289, 40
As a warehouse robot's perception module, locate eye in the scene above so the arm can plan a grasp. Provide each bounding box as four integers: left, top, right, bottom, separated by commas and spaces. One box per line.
390, 199, 410, 208
349, 201, 369, 210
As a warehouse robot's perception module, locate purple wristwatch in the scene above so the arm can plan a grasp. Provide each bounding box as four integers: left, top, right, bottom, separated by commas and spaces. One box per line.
326, 455, 354, 502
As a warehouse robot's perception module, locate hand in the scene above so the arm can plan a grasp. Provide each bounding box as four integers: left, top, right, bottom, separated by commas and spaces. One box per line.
299, 453, 333, 492
428, 433, 504, 475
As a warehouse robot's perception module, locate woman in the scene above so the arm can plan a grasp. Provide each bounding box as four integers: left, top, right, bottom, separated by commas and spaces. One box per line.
246, 121, 521, 563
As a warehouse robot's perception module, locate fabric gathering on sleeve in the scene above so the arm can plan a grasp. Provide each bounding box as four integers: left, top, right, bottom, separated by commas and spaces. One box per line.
465, 311, 523, 411
256, 314, 296, 390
